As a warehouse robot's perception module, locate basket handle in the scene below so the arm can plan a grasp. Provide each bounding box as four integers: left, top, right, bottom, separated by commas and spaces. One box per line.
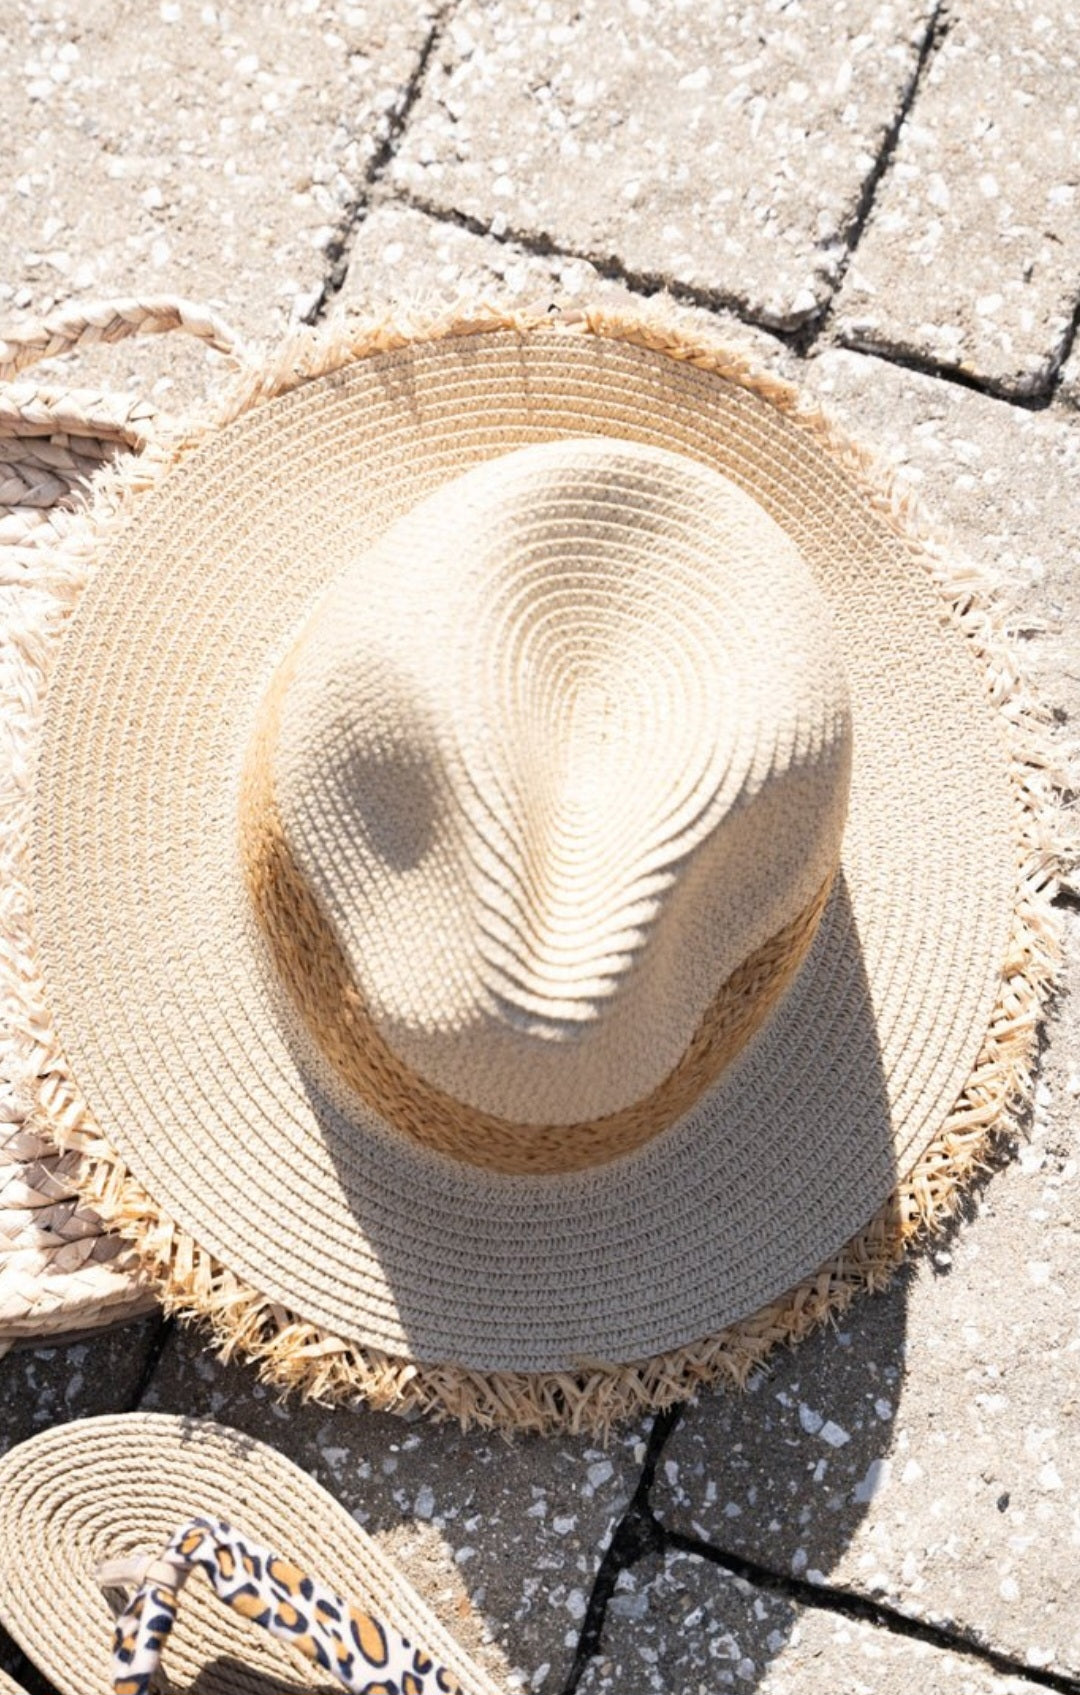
0, 295, 244, 382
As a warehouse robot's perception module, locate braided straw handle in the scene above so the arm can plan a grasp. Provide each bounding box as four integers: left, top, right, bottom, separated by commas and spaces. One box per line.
0, 294, 246, 567
0, 294, 243, 382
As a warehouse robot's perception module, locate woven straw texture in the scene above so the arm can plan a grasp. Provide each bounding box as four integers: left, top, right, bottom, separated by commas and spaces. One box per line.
28, 306, 1061, 1432
0, 1412, 501, 1695
0, 299, 238, 1352
263, 437, 851, 1135
0, 1669, 24, 1695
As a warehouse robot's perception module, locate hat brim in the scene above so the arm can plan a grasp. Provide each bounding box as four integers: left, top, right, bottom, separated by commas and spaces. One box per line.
32, 311, 1058, 1427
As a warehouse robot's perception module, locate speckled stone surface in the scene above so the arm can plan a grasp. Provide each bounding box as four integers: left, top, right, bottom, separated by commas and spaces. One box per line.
0, 1316, 163, 1456
834, 0, 1080, 397
140, 1327, 649, 1693
0, 0, 436, 339
343, 200, 625, 314
576, 1550, 1033, 1694
390, 0, 938, 329
654, 1145, 1080, 1679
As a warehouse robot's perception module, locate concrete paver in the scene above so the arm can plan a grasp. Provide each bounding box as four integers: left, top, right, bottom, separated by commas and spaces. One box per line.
343, 200, 641, 316
577, 1550, 1032, 1694
140, 1326, 650, 1694
654, 1162, 1080, 1681
0, 0, 436, 340
390, 0, 937, 329
0, 1317, 163, 1456
834, 0, 1080, 397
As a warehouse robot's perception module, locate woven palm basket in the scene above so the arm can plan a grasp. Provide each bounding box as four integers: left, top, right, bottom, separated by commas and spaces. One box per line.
0, 298, 240, 1353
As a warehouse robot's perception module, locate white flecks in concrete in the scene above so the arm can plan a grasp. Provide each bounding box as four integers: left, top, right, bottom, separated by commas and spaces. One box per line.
819, 1421, 851, 1449
577, 1550, 1035, 1693
0, 0, 438, 348
852, 1460, 892, 1505
139, 1328, 649, 1692
835, 0, 1080, 394
0, 1319, 162, 1456
391, 0, 939, 328
649, 597, 1078, 1667
565, 1588, 588, 1621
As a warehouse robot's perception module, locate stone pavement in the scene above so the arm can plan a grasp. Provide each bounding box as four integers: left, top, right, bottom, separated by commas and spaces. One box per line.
1, 3, 1079, 1693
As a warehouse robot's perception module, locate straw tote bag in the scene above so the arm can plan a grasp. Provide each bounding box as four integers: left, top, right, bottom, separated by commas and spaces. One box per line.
0, 297, 241, 1352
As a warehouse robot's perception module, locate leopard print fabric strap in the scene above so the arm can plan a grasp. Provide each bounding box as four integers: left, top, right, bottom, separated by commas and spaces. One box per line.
108, 1517, 463, 1695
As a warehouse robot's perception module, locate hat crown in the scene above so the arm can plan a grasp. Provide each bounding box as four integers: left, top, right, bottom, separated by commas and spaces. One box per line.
263, 439, 852, 1131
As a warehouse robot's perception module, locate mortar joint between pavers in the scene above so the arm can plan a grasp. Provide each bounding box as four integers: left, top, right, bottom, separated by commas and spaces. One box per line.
561, 1404, 683, 1695
304, 0, 463, 326
806, 0, 952, 354
380, 186, 812, 344
660, 1525, 1080, 1695
1049, 285, 1080, 409
127, 1313, 176, 1413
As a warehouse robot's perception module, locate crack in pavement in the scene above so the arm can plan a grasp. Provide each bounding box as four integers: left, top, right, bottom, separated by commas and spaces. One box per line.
368, 185, 1065, 412
368, 0, 952, 358
1050, 285, 1080, 405
562, 1406, 678, 1695
386, 185, 804, 337
302, 1, 463, 326
806, 0, 952, 352
127, 1313, 174, 1412
561, 1401, 1080, 1695
832, 325, 1064, 409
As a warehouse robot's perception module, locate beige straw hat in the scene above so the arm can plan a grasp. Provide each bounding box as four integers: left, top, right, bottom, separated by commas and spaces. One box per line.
0, 298, 243, 1352
0, 1413, 500, 1695
27, 303, 1060, 1431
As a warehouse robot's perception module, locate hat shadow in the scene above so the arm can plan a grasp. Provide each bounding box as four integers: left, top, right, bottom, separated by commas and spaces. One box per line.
610, 870, 913, 1687
288, 868, 898, 1393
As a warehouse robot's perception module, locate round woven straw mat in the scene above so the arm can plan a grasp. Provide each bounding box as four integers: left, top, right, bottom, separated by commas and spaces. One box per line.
0, 1669, 24, 1695
31, 307, 1060, 1433
0, 1412, 500, 1695
0, 298, 240, 1352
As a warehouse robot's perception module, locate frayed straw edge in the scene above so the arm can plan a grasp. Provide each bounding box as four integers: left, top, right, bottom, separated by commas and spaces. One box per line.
22, 301, 1067, 1435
